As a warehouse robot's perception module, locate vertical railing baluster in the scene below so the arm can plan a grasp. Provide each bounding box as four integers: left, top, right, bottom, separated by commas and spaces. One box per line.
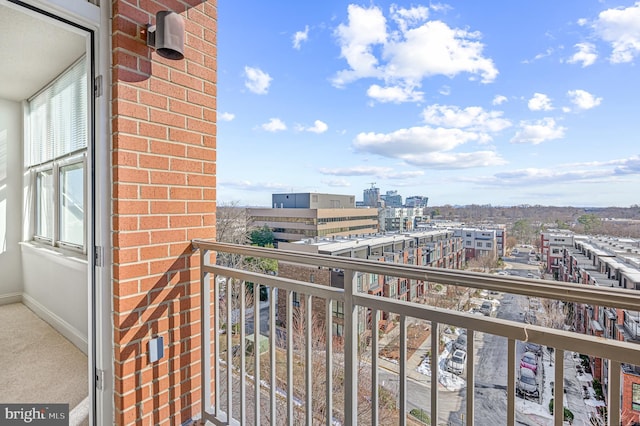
200, 248, 212, 420
254, 283, 261, 426
507, 338, 515, 426
226, 277, 233, 420
240, 279, 246, 424
466, 329, 475, 424
399, 315, 407, 426
270, 286, 277, 424
326, 299, 333, 426
371, 309, 379, 426
608, 360, 621, 426
305, 294, 313, 426
430, 321, 439, 424
213, 271, 221, 417
287, 290, 294, 425
343, 269, 358, 425
554, 349, 564, 426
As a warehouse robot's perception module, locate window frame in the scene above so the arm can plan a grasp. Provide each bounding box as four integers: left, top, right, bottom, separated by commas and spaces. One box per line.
31, 152, 87, 253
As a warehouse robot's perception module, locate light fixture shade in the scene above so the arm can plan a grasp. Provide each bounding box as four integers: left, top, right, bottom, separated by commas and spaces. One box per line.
147, 11, 185, 60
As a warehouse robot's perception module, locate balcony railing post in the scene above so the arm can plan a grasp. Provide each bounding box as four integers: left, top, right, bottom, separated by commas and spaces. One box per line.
608, 360, 621, 426
200, 248, 212, 420
343, 268, 358, 426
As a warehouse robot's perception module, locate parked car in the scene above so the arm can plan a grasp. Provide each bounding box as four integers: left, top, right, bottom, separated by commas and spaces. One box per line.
526, 272, 536, 278
524, 342, 543, 355
520, 351, 538, 374
453, 333, 467, 352
480, 301, 492, 316
447, 349, 466, 375
517, 366, 539, 398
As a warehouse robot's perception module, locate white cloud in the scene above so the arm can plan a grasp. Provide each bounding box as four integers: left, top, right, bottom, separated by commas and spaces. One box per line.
472, 155, 640, 187
567, 89, 602, 110
262, 118, 287, 132
401, 150, 507, 168
390, 4, 430, 33
318, 166, 425, 179
592, 2, 640, 63
492, 95, 507, 105
298, 120, 329, 134
244, 66, 272, 94
527, 93, 553, 111
220, 180, 289, 192
439, 85, 451, 96
421, 104, 512, 133
219, 112, 235, 122
293, 25, 309, 50
322, 179, 351, 187
367, 84, 424, 103
567, 42, 598, 67
332, 4, 498, 98
510, 118, 566, 145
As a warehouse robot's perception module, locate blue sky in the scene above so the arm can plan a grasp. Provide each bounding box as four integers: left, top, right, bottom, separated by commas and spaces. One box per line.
216, 1, 640, 208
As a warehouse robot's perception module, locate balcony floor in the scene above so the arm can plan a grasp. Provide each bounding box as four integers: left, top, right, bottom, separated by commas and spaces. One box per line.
0, 303, 89, 425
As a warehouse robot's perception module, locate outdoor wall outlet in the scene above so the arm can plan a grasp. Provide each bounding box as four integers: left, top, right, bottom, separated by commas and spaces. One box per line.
148, 336, 164, 363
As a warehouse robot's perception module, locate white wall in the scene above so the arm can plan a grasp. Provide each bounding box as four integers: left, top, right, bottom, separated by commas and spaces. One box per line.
21, 243, 88, 352
0, 98, 23, 303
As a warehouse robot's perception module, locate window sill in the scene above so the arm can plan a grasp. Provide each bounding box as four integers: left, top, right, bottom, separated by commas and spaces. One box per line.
19, 241, 88, 272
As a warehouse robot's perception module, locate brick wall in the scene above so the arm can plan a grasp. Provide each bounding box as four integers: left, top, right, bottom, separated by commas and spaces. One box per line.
111, 1, 217, 424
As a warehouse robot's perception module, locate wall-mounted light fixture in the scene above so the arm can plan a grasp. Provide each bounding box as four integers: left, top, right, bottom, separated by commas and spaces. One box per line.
146, 11, 185, 60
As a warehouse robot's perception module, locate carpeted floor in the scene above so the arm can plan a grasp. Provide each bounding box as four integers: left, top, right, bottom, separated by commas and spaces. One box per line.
0, 303, 89, 425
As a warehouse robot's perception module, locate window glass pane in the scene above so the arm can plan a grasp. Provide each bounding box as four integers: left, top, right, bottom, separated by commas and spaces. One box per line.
59, 163, 84, 246
36, 170, 54, 239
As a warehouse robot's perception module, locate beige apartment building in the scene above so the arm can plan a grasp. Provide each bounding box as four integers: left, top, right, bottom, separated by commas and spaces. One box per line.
248, 193, 379, 243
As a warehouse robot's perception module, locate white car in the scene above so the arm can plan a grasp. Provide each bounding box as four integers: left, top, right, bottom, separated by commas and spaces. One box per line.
447, 349, 467, 375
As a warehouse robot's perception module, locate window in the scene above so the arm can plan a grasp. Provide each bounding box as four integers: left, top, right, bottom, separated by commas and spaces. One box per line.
486, 242, 492, 248
333, 301, 344, 319
633, 383, 640, 411
27, 56, 87, 251
292, 291, 301, 307
476, 242, 482, 247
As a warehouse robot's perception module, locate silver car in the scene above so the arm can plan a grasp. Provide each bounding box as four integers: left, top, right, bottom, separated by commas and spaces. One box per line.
447, 349, 466, 375
517, 366, 539, 398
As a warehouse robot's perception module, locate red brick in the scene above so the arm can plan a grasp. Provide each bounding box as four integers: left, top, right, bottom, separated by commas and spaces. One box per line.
149, 78, 186, 101
169, 215, 201, 228
150, 140, 185, 157
115, 262, 150, 281
139, 154, 169, 170
150, 229, 187, 244
114, 99, 149, 120
113, 134, 148, 151
113, 231, 151, 248
139, 90, 168, 110
114, 167, 150, 184
113, 216, 139, 232
150, 201, 186, 214
169, 128, 202, 145
186, 146, 215, 161
150, 109, 186, 128
113, 184, 140, 199
170, 158, 203, 173
186, 118, 216, 136
140, 245, 169, 261
140, 186, 168, 199
170, 187, 202, 200
114, 200, 149, 215
139, 216, 168, 230
150, 171, 186, 185
139, 122, 168, 139
186, 201, 215, 213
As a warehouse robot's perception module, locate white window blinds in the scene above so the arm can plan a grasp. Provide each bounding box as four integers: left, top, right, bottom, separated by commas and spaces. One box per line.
27, 56, 87, 167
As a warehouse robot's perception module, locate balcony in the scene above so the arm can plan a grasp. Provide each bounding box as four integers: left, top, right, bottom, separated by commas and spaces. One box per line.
193, 240, 640, 425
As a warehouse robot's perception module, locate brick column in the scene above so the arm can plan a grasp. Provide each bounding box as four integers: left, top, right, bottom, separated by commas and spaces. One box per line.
111, 1, 217, 424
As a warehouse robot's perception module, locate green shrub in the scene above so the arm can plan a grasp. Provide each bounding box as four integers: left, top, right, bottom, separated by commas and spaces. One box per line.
409, 408, 431, 424
549, 399, 574, 421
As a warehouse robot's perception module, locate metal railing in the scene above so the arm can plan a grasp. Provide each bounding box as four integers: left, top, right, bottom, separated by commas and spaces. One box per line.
193, 240, 640, 426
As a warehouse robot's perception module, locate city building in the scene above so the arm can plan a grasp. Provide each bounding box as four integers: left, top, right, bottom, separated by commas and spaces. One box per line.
541, 231, 576, 278
405, 195, 429, 208
557, 236, 640, 424
454, 228, 498, 261
277, 230, 464, 334
379, 206, 427, 232
248, 193, 379, 243
0, 1, 217, 424
362, 184, 381, 207
380, 190, 402, 207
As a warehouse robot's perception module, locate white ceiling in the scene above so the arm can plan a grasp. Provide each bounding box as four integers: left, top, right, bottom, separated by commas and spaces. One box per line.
0, 3, 87, 101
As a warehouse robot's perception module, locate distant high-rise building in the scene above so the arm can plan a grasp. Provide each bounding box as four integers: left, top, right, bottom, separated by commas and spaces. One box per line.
405, 196, 429, 208
381, 190, 402, 207
363, 185, 381, 207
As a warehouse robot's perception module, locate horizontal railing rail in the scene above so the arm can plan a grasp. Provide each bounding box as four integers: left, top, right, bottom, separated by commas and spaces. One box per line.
193, 240, 639, 426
